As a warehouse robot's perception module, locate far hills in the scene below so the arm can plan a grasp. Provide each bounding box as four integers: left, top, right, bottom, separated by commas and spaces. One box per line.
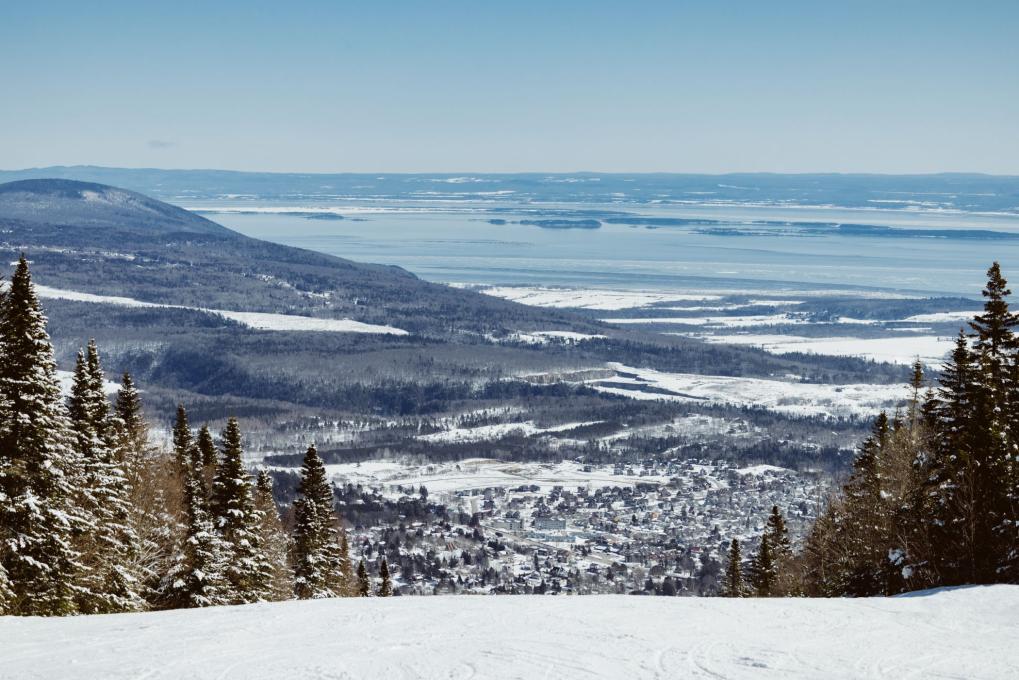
0, 178, 906, 468
0, 179, 582, 335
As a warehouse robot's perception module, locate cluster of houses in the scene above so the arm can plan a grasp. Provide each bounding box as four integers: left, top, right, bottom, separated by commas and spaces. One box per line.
347, 458, 825, 596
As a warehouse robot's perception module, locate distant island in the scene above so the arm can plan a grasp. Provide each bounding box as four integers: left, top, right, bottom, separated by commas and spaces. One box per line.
489, 218, 602, 229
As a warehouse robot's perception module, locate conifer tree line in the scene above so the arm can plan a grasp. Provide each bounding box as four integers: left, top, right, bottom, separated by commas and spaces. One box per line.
724, 262, 1019, 597
0, 256, 396, 616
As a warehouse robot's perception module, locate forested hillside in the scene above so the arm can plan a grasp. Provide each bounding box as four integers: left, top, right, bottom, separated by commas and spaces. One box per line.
2, 256, 1016, 617
721, 264, 1019, 597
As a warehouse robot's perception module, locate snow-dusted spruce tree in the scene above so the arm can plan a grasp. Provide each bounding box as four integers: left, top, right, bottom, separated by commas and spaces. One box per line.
765, 506, 791, 558
112, 373, 182, 604
160, 406, 228, 608
292, 445, 349, 598
749, 535, 777, 597
0, 562, 12, 614
0, 256, 85, 615
67, 341, 144, 613
966, 263, 1018, 581
252, 470, 294, 600
801, 263, 1019, 595
210, 417, 261, 603
292, 490, 327, 598
336, 526, 355, 596
765, 505, 800, 595
377, 557, 393, 597
356, 558, 371, 597
919, 332, 978, 584
840, 414, 891, 595
196, 425, 218, 493
721, 538, 745, 597
113, 373, 148, 464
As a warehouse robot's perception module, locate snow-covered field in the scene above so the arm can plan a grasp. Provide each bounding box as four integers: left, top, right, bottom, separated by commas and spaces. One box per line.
55, 370, 120, 396
603, 313, 811, 327
590, 363, 909, 418
473, 286, 722, 310
500, 330, 606, 345
694, 333, 955, 365
416, 421, 601, 444
2, 585, 1014, 679
316, 458, 671, 498
31, 284, 408, 335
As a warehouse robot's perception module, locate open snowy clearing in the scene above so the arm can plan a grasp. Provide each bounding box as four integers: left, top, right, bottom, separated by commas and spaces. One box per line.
30, 284, 408, 335
603, 313, 812, 327
474, 286, 722, 310
469, 284, 917, 310
590, 363, 909, 418
500, 330, 607, 345
55, 370, 120, 396
2, 585, 1014, 679
416, 420, 601, 444
693, 333, 955, 365
315, 458, 673, 498
903, 310, 982, 323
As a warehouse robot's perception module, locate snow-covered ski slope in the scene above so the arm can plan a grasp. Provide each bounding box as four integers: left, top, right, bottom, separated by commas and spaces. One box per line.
2, 585, 1015, 679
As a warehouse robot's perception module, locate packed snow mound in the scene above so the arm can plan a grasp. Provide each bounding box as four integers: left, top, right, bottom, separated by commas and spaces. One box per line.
2, 585, 1015, 679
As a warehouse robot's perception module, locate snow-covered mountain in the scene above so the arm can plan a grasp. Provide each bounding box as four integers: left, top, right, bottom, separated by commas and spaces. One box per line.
0, 179, 232, 235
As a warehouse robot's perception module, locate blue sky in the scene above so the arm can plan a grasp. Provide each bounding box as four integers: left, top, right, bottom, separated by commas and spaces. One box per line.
2, 1, 1017, 173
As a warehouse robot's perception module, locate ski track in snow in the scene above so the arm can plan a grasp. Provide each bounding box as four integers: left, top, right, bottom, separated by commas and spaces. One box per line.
1, 585, 1015, 679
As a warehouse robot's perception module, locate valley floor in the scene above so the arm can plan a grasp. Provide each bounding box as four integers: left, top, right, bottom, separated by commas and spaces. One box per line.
2, 585, 1015, 679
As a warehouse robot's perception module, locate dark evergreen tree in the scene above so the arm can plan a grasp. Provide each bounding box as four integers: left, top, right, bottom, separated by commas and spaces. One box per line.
802, 498, 843, 596
357, 559, 371, 597
196, 425, 218, 492
840, 413, 892, 595
198, 426, 217, 469
378, 557, 393, 597
113, 372, 148, 462
292, 445, 344, 598
172, 406, 198, 477
749, 535, 776, 597
967, 262, 1017, 581
765, 505, 791, 558
0, 256, 84, 615
919, 331, 978, 584
722, 538, 745, 597
804, 264, 1019, 595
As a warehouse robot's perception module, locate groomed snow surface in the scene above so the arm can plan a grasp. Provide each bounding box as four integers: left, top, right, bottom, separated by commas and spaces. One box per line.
2, 585, 1015, 679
